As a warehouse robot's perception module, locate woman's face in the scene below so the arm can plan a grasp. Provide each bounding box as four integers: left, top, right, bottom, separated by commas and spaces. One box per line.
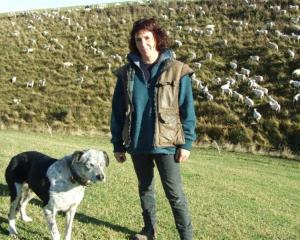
135, 30, 158, 60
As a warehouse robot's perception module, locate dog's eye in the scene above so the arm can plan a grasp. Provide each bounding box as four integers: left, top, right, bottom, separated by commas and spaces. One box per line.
88, 163, 95, 168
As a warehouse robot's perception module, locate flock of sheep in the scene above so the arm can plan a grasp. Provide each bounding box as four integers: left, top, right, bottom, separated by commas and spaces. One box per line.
1, 0, 300, 149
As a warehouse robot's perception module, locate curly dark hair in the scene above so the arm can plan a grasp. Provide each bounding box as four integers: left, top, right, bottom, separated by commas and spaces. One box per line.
129, 18, 169, 54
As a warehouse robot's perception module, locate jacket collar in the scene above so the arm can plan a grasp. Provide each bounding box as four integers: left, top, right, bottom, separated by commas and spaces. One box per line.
127, 49, 173, 69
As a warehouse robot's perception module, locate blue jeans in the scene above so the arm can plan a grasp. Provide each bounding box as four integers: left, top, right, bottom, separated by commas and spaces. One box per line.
131, 154, 193, 240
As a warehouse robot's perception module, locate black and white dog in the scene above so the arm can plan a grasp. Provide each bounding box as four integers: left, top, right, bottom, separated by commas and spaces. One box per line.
5, 149, 109, 240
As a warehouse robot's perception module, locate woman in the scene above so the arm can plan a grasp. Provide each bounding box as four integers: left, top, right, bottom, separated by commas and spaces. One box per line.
110, 18, 196, 240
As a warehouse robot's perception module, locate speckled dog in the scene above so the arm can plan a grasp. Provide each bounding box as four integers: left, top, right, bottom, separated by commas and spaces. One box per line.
5, 149, 109, 240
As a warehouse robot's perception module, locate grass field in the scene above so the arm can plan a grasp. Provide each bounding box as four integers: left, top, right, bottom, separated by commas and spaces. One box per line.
0, 130, 299, 240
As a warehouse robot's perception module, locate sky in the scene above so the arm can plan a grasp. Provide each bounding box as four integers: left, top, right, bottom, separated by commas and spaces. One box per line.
0, 0, 130, 13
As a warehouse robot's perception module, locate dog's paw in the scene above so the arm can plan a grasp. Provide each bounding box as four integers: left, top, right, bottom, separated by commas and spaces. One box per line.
21, 215, 32, 222
8, 228, 18, 238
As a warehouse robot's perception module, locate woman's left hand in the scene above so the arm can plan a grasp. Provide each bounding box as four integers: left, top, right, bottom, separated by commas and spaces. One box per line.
175, 148, 190, 163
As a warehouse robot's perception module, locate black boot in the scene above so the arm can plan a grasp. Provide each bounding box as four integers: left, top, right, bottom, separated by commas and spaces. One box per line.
132, 226, 157, 240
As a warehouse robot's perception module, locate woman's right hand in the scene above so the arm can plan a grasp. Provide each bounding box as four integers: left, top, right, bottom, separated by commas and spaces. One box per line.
114, 152, 127, 163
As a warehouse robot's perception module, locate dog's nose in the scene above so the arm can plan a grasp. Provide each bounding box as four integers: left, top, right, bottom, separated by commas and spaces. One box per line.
96, 174, 104, 181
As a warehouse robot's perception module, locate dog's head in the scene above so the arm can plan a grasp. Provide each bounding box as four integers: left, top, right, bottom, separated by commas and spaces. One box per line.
71, 149, 109, 185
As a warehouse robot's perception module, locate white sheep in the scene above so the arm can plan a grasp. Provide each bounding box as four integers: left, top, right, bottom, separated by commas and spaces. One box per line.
38, 79, 46, 87
63, 62, 73, 68
229, 61, 237, 69
235, 72, 247, 81
194, 62, 202, 69
205, 92, 214, 101
241, 67, 250, 77
221, 81, 231, 93
289, 80, 300, 88
11, 76, 17, 83
232, 91, 244, 103
26, 80, 34, 88
269, 101, 281, 112
252, 88, 265, 99
245, 96, 254, 108
287, 49, 295, 59
268, 42, 279, 51
13, 98, 21, 105
175, 39, 182, 47
250, 55, 260, 62
254, 75, 264, 82
253, 108, 262, 122
292, 69, 300, 79
294, 93, 300, 102
256, 86, 268, 95
206, 52, 213, 60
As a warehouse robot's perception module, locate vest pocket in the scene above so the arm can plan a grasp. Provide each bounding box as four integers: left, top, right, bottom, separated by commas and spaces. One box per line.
158, 112, 185, 145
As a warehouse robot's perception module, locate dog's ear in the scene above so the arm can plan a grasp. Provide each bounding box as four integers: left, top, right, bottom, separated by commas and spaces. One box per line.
103, 151, 109, 167
72, 151, 84, 163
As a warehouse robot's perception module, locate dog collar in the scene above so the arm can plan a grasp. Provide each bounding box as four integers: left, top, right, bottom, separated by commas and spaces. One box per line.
68, 161, 88, 186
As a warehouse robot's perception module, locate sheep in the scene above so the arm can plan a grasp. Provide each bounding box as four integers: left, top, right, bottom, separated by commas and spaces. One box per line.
205, 92, 214, 101
175, 39, 182, 47
212, 77, 222, 85
291, 33, 300, 42
229, 61, 237, 69
292, 69, 300, 79
25, 48, 34, 53
11, 76, 17, 83
256, 86, 268, 95
13, 98, 21, 105
206, 52, 213, 60
269, 101, 281, 112
289, 80, 300, 88
221, 81, 231, 93
287, 49, 295, 59
241, 67, 250, 77
254, 75, 264, 82
252, 88, 265, 99
249, 55, 260, 62
268, 42, 279, 51
294, 93, 300, 102
223, 88, 233, 96
232, 91, 244, 103
38, 79, 46, 87
26, 80, 34, 88
63, 62, 73, 68
253, 108, 262, 122
194, 62, 202, 69
235, 72, 247, 81
245, 96, 254, 108
225, 77, 236, 86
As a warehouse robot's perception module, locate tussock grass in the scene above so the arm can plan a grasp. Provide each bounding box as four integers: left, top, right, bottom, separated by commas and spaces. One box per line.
0, 0, 300, 154
0, 130, 299, 239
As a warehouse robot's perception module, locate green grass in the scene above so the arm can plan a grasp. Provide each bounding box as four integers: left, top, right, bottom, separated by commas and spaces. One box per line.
1, 0, 300, 153
0, 130, 299, 239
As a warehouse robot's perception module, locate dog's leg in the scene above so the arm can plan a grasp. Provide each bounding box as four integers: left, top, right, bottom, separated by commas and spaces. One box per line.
44, 207, 60, 240
20, 186, 35, 222
8, 183, 23, 236
64, 205, 77, 240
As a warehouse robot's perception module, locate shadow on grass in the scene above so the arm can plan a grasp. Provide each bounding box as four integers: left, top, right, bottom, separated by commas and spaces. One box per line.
75, 212, 135, 237
0, 215, 50, 239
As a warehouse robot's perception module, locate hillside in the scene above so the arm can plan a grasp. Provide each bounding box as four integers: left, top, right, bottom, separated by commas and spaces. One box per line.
0, 0, 299, 153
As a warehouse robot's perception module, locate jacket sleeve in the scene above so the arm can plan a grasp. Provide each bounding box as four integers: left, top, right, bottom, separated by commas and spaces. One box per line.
110, 76, 127, 152
178, 74, 197, 150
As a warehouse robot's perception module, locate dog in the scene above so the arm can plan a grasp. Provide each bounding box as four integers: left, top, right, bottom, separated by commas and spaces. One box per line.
5, 149, 109, 240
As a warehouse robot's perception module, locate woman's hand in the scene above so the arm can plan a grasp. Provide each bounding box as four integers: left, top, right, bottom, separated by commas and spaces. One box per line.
175, 148, 190, 163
